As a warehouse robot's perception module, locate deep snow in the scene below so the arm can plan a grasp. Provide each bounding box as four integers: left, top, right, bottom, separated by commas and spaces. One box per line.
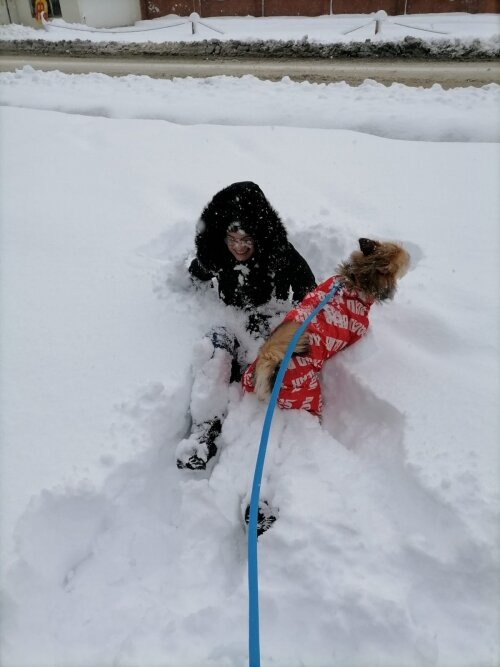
1, 67, 499, 143
0, 12, 499, 46
0, 66, 499, 667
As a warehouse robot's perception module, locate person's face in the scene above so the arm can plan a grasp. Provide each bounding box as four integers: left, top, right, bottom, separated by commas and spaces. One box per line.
225, 230, 255, 262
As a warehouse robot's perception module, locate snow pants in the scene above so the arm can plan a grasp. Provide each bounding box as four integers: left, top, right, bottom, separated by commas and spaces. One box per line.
189, 326, 243, 427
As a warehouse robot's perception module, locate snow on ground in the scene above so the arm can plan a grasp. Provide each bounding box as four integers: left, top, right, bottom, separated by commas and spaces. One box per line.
0, 12, 499, 45
0, 67, 499, 667
1, 67, 500, 143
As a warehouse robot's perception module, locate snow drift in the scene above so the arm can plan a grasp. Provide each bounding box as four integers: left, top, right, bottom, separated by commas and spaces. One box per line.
0, 70, 498, 667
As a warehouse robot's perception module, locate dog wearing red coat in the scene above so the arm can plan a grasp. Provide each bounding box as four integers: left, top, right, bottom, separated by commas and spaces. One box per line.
242, 238, 410, 415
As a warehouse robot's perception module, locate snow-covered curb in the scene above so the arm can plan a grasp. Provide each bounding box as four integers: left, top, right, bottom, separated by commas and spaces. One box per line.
2, 68, 499, 142
1, 35, 499, 59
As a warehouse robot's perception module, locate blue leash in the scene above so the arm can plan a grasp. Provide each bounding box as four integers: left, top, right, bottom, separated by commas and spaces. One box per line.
247, 279, 343, 667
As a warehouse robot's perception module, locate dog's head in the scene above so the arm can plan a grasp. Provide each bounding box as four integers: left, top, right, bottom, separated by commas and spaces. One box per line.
339, 238, 410, 301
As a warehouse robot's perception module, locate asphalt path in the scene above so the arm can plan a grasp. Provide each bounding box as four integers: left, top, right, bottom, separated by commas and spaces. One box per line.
1, 54, 499, 87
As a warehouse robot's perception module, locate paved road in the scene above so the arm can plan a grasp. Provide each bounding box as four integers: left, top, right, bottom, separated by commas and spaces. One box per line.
1, 54, 499, 87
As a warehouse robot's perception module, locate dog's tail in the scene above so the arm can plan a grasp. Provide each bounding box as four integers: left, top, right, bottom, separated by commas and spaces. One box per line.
254, 321, 309, 400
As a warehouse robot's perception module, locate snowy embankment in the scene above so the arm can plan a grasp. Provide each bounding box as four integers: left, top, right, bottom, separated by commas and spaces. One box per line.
1, 67, 500, 142
0, 12, 499, 45
0, 69, 499, 667
1, 13, 499, 60
2, 35, 499, 60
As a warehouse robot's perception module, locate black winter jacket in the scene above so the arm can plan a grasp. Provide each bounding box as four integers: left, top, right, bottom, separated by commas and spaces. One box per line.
189, 182, 316, 324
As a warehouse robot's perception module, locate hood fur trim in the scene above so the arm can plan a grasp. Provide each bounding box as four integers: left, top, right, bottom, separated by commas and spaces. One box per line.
195, 182, 288, 272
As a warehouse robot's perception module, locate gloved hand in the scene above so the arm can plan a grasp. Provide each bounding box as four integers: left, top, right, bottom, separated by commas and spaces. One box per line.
247, 312, 271, 338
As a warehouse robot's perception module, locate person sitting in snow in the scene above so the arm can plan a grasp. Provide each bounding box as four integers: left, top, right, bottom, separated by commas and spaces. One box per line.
176, 181, 316, 472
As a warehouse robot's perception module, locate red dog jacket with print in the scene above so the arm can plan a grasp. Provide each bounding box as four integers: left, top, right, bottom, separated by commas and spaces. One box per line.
242, 276, 373, 415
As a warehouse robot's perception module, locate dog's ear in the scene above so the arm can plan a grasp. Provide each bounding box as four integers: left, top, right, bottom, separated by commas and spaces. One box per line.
359, 238, 379, 256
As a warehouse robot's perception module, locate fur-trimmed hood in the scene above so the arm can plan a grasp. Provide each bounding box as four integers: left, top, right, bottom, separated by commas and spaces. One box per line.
195, 181, 288, 273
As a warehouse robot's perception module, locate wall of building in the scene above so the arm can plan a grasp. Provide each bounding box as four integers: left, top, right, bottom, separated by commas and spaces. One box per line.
59, 0, 81, 23
264, 0, 329, 16
2, 0, 142, 26
2, 0, 497, 27
354, 0, 487, 11
142, 0, 498, 15
0, 0, 12, 23
140, 0, 261, 16
402, 0, 498, 11
200, 0, 260, 17
9, 0, 36, 26
75, 0, 141, 27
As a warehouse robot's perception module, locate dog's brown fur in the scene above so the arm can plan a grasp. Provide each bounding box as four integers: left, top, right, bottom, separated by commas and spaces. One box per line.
339, 238, 409, 302
254, 238, 410, 400
254, 320, 309, 399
